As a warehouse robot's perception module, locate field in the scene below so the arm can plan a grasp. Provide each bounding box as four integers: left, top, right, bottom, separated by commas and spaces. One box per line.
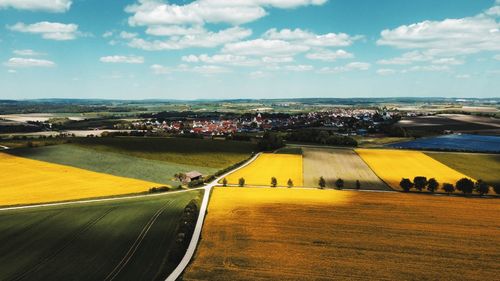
7, 144, 217, 186
303, 147, 389, 190
397, 114, 500, 136
223, 153, 303, 187
0, 190, 202, 281
0, 152, 161, 206
426, 152, 500, 188
74, 137, 256, 169
356, 149, 473, 191
387, 134, 500, 153
183, 187, 500, 281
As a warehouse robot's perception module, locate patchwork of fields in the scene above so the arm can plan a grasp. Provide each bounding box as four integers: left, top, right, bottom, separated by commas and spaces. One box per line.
302, 147, 388, 190
0, 190, 203, 281
0, 152, 160, 206
223, 153, 303, 187
8, 144, 217, 186
183, 187, 500, 281
356, 149, 473, 191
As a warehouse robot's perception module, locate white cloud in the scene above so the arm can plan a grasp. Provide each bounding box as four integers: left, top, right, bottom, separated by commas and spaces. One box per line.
249, 70, 267, 78
494, 54, 500, 60
306, 49, 353, 61
0, 0, 71, 12
376, 68, 396, 76
222, 38, 309, 56
128, 26, 251, 50
8, 69, 17, 73
100, 55, 144, 64
283, 64, 314, 72
264, 28, 361, 47
377, 3, 500, 56
403, 65, 450, 73
181, 54, 257, 66
318, 62, 371, 74
4, 57, 55, 67
377, 51, 432, 65
146, 25, 205, 36
102, 31, 113, 38
431, 57, 464, 65
119, 31, 138, 39
8, 22, 79, 41
126, 0, 327, 27
13, 49, 44, 56
456, 74, 471, 79
151, 63, 229, 75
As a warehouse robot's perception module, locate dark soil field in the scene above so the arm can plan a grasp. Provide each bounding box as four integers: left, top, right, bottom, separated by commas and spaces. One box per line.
0, 190, 202, 281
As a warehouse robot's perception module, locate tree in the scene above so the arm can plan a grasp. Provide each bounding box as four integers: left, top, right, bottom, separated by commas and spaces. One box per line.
238, 177, 245, 187
222, 178, 228, 187
442, 183, 455, 195
335, 178, 344, 190
287, 179, 293, 188
400, 178, 413, 192
318, 176, 326, 189
271, 177, 277, 187
493, 184, 500, 195
174, 173, 186, 182
456, 178, 474, 195
258, 131, 284, 151
413, 176, 427, 192
475, 180, 489, 196
427, 178, 439, 193
355, 180, 361, 190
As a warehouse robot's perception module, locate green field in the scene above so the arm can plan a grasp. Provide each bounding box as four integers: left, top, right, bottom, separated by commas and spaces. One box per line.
0, 190, 202, 281
8, 144, 217, 186
426, 152, 500, 188
74, 137, 256, 169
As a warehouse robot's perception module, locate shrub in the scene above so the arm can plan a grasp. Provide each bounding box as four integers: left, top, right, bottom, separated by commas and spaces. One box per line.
271, 177, 277, 187
318, 176, 326, 189
427, 178, 439, 193
238, 178, 245, 187
400, 178, 413, 192
188, 179, 204, 188
456, 178, 474, 195
493, 184, 500, 195
355, 180, 361, 190
413, 176, 427, 192
222, 178, 228, 187
335, 178, 344, 190
475, 180, 489, 196
149, 186, 169, 193
442, 183, 455, 195
287, 179, 293, 188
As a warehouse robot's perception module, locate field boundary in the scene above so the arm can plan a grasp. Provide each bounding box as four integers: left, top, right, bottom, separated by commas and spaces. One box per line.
353, 149, 394, 191
166, 152, 261, 281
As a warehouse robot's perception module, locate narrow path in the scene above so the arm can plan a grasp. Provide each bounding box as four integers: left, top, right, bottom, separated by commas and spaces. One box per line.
165, 153, 261, 281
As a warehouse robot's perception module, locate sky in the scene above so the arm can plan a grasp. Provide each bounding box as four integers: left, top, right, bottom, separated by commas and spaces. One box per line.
0, 0, 499, 100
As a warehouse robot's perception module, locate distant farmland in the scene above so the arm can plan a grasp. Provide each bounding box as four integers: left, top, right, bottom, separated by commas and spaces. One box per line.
74, 137, 256, 169
183, 188, 500, 281
223, 153, 303, 187
8, 144, 217, 186
302, 147, 389, 190
356, 149, 473, 192
0, 152, 160, 206
0, 190, 202, 281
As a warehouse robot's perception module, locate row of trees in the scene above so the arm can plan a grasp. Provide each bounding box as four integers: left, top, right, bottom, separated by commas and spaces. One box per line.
221, 177, 295, 188
399, 176, 492, 195
318, 177, 362, 190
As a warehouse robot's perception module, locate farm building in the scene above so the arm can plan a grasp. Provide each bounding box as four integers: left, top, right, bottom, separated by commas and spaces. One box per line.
184, 171, 203, 183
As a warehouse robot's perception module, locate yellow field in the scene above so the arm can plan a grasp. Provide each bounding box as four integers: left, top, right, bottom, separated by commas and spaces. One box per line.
183, 187, 500, 280
356, 149, 473, 190
0, 152, 161, 206
223, 153, 303, 186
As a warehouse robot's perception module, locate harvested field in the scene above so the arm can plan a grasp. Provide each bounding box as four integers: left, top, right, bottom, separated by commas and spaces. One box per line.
183, 187, 500, 281
302, 147, 389, 190
0, 190, 203, 281
223, 153, 303, 187
356, 149, 473, 191
426, 152, 500, 188
0, 152, 160, 206
8, 144, 217, 186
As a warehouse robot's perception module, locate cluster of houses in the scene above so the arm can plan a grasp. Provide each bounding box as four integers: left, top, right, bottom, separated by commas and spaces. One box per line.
121, 109, 397, 137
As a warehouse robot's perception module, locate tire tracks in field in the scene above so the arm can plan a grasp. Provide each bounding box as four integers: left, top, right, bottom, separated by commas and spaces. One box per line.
7, 207, 117, 281
103, 204, 170, 281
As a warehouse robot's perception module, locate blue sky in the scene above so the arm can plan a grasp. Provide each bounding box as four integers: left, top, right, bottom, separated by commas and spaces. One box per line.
0, 0, 499, 100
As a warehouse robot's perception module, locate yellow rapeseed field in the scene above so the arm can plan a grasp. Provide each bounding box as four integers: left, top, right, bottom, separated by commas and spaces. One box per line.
223, 153, 303, 186
356, 149, 474, 190
0, 152, 161, 206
